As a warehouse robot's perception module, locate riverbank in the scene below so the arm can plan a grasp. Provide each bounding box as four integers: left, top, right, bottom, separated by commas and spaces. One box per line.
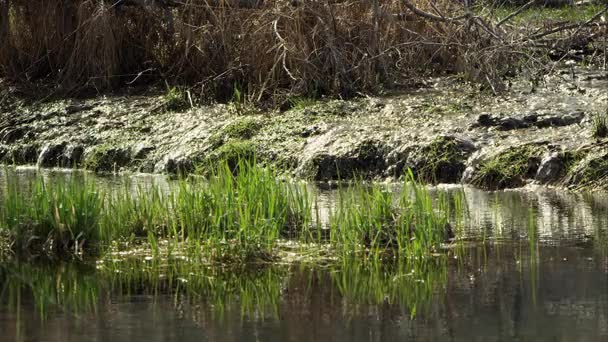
1, 64, 607, 191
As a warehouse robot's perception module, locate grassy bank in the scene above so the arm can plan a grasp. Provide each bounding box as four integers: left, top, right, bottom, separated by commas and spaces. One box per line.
0, 161, 454, 263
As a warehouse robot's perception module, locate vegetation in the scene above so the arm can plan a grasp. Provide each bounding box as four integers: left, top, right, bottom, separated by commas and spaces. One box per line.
329, 171, 452, 259
471, 145, 544, 190
0, 175, 104, 257
0, 160, 455, 262
222, 117, 264, 140
2, 1, 604, 103
163, 86, 191, 112
592, 110, 608, 139
414, 136, 469, 184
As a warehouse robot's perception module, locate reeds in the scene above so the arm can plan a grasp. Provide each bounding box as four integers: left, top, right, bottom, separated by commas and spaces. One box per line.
592, 108, 608, 139
329, 172, 452, 259
0, 0, 482, 102
0, 175, 104, 256
0, 162, 453, 263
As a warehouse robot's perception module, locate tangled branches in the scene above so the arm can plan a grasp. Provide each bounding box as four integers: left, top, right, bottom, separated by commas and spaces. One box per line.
0, 0, 606, 102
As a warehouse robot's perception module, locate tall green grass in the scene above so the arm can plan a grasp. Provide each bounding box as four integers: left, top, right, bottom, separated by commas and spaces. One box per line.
170, 161, 314, 262
0, 163, 454, 263
0, 175, 104, 256
329, 171, 452, 259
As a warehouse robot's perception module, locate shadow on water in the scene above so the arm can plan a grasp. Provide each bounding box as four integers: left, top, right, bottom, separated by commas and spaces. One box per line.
1, 168, 608, 340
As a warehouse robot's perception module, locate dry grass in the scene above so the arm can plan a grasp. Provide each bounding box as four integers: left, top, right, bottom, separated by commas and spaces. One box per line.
0, 0, 602, 103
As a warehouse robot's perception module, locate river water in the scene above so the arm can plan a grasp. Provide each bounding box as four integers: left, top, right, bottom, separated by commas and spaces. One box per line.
0, 168, 607, 341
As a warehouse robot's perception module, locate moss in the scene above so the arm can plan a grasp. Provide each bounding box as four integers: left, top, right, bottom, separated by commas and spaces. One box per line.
223, 117, 264, 140
562, 150, 586, 177
197, 140, 257, 174
414, 136, 470, 184
471, 144, 544, 190
83, 145, 131, 173
207, 117, 264, 149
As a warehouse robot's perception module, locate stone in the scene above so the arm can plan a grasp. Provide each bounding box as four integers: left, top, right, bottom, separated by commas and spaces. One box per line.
535, 152, 564, 184
132, 144, 156, 160
37, 143, 67, 167
296, 129, 388, 181
407, 136, 477, 184
154, 152, 195, 174
83, 146, 132, 172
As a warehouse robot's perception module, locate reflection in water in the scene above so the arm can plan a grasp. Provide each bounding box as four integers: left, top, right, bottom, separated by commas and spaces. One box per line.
1, 245, 607, 341
1, 169, 608, 340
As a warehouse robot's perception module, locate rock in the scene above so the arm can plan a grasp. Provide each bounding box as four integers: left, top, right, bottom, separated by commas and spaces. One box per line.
384, 144, 416, 179
0, 127, 26, 144
535, 152, 564, 184
83, 146, 131, 172
37, 143, 67, 167
3, 144, 40, 165
461, 166, 476, 183
65, 104, 94, 114
61, 145, 85, 167
474, 113, 498, 127
407, 135, 477, 184
535, 111, 584, 128
471, 111, 585, 131
132, 144, 156, 160
296, 129, 388, 181
497, 117, 529, 131
154, 152, 195, 174
0, 145, 8, 161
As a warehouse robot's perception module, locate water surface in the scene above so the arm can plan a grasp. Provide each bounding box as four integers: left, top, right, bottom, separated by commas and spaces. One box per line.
1, 169, 607, 341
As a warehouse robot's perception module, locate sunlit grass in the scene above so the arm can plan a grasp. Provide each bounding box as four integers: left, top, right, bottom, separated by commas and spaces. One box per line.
329, 171, 452, 260
0, 174, 104, 256
491, 4, 605, 26
0, 163, 454, 264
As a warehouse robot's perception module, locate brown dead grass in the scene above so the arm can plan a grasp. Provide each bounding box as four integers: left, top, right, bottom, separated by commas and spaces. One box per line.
0, 0, 517, 103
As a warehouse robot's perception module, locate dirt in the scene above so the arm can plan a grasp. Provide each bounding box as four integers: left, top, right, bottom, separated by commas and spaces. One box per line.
0, 65, 607, 191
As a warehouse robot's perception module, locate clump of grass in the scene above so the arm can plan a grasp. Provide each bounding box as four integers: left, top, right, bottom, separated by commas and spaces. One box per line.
288, 97, 317, 111
174, 159, 313, 263
198, 140, 258, 175
329, 171, 452, 259
566, 154, 608, 189
163, 87, 191, 112
592, 110, 608, 139
0, 173, 104, 256
413, 136, 470, 184
0, 160, 454, 263
100, 183, 172, 241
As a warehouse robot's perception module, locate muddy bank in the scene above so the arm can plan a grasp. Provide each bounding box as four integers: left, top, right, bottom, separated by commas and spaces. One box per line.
0, 66, 607, 191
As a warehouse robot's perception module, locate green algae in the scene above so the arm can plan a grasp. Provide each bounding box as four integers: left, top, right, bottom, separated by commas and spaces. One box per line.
471, 145, 544, 190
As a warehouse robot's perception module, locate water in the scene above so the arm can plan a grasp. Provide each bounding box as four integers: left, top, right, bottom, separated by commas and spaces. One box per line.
1, 168, 608, 341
